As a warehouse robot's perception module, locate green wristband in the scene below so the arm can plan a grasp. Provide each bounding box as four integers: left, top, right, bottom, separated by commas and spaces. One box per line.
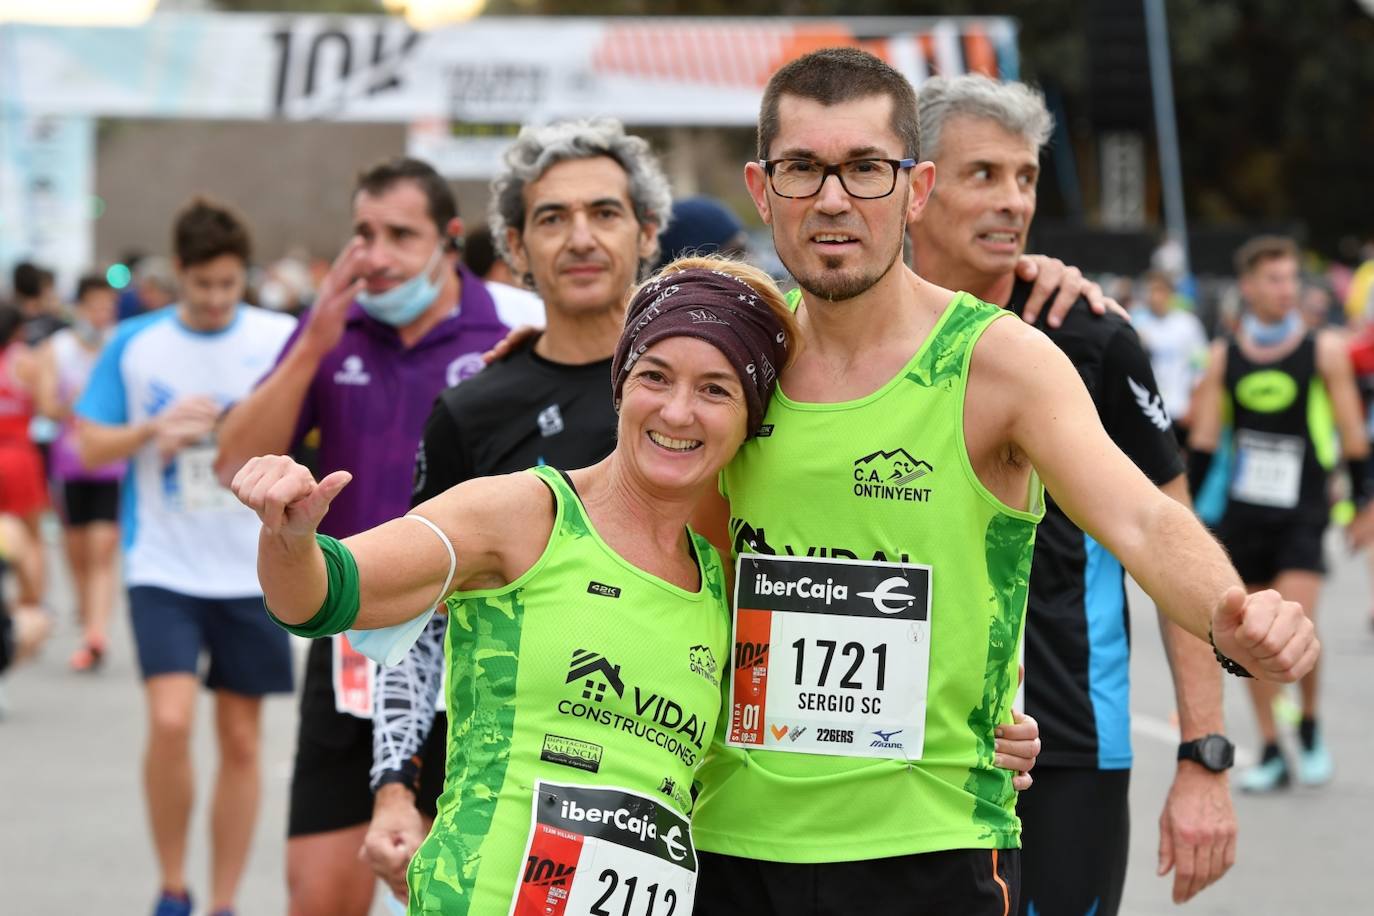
263, 534, 361, 638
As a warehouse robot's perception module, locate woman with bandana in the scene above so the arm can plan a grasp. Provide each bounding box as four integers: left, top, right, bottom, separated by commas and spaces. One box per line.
232, 257, 796, 914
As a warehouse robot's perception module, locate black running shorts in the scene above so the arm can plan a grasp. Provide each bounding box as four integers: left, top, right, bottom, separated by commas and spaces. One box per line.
1017, 767, 1130, 916
288, 637, 447, 837
1216, 511, 1326, 585
694, 847, 1019, 915
60, 479, 120, 526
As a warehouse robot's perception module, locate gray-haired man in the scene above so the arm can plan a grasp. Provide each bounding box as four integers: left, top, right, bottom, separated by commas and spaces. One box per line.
908, 74, 1237, 913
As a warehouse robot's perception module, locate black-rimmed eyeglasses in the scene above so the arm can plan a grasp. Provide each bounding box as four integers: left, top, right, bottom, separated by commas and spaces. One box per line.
759, 158, 918, 200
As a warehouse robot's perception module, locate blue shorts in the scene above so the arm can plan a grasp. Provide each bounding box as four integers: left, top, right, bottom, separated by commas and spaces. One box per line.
128, 586, 294, 695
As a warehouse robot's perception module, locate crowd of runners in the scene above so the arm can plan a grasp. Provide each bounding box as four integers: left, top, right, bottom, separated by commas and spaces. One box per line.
4, 47, 1366, 916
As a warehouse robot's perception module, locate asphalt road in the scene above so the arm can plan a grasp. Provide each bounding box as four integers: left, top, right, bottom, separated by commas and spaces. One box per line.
2, 529, 1368, 914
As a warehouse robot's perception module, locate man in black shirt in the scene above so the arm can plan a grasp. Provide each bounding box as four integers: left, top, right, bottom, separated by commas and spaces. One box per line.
360, 119, 670, 902
909, 75, 1236, 914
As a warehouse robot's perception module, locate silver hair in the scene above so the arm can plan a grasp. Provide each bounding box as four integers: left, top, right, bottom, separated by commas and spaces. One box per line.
489, 118, 672, 265
917, 74, 1054, 161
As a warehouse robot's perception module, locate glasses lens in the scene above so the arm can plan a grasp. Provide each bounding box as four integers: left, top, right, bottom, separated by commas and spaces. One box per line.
770, 160, 897, 198
840, 160, 898, 198
771, 160, 823, 197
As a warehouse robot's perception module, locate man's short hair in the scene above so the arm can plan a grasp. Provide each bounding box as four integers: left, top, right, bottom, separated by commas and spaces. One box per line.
12, 262, 43, 299
354, 157, 458, 238
917, 74, 1054, 161
173, 197, 252, 268
76, 273, 111, 302
758, 47, 920, 159
1235, 235, 1299, 276
489, 118, 672, 264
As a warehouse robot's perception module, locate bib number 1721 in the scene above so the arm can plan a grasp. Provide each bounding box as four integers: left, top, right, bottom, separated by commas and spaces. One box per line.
792, 638, 886, 691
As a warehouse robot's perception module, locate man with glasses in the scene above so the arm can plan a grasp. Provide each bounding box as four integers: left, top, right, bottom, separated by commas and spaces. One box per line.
689, 48, 1317, 914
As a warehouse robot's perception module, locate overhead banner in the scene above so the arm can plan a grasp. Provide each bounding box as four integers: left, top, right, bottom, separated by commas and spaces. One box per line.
0, 14, 1017, 126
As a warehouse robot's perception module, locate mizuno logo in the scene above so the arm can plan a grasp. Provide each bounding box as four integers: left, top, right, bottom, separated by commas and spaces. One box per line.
870, 728, 905, 749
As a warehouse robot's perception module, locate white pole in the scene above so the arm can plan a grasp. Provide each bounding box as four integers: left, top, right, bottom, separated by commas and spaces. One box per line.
1144, 0, 1190, 275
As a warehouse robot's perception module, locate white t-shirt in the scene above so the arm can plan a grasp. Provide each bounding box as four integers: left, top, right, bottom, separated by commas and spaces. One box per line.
1130, 306, 1209, 420
77, 305, 297, 598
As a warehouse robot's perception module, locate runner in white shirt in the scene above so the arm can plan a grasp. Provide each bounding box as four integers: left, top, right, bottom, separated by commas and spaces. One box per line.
1131, 271, 1210, 440
76, 198, 297, 916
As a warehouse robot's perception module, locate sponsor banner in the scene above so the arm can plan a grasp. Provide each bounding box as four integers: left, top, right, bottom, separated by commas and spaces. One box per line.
1, 14, 1016, 125
727, 553, 932, 760
511, 782, 695, 916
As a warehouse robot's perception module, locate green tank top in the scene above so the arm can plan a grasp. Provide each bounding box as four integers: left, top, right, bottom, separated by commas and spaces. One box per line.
692, 292, 1044, 862
407, 465, 730, 913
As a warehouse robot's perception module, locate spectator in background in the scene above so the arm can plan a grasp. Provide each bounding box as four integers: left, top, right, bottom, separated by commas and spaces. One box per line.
13, 262, 67, 345
1300, 282, 1342, 330
0, 303, 49, 610
34, 274, 125, 672
462, 224, 518, 287
118, 256, 179, 322
1343, 235, 1374, 324
257, 256, 315, 317
1132, 270, 1210, 443
653, 194, 749, 270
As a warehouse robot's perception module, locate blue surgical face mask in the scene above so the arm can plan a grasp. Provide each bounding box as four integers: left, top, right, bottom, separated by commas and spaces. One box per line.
356, 243, 446, 327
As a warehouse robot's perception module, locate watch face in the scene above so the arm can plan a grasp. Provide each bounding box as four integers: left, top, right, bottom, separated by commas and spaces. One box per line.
1199, 736, 1234, 770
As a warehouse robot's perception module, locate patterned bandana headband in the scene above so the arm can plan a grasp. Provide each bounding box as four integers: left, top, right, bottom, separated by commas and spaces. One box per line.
611, 267, 790, 436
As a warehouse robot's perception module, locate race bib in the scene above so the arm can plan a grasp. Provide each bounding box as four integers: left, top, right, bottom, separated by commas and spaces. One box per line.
510, 782, 695, 916
1231, 430, 1304, 508
332, 633, 447, 718
333, 633, 376, 718
726, 554, 932, 760
175, 444, 238, 512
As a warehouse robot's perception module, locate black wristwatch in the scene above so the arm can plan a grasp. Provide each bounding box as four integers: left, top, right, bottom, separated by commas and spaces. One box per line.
1178, 734, 1235, 772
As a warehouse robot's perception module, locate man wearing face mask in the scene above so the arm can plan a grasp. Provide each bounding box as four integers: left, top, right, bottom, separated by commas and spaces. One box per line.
214, 157, 542, 916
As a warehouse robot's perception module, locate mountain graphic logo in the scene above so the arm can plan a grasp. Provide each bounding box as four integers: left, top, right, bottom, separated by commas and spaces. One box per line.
853, 449, 933, 486
566, 649, 625, 702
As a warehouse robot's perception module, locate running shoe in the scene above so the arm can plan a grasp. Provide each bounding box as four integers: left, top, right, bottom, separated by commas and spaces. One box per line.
1297, 735, 1334, 786
1238, 755, 1290, 793
69, 641, 105, 672
151, 890, 192, 916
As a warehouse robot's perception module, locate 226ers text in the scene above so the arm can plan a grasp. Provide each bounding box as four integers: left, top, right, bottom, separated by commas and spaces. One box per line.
727, 554, 932, 760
